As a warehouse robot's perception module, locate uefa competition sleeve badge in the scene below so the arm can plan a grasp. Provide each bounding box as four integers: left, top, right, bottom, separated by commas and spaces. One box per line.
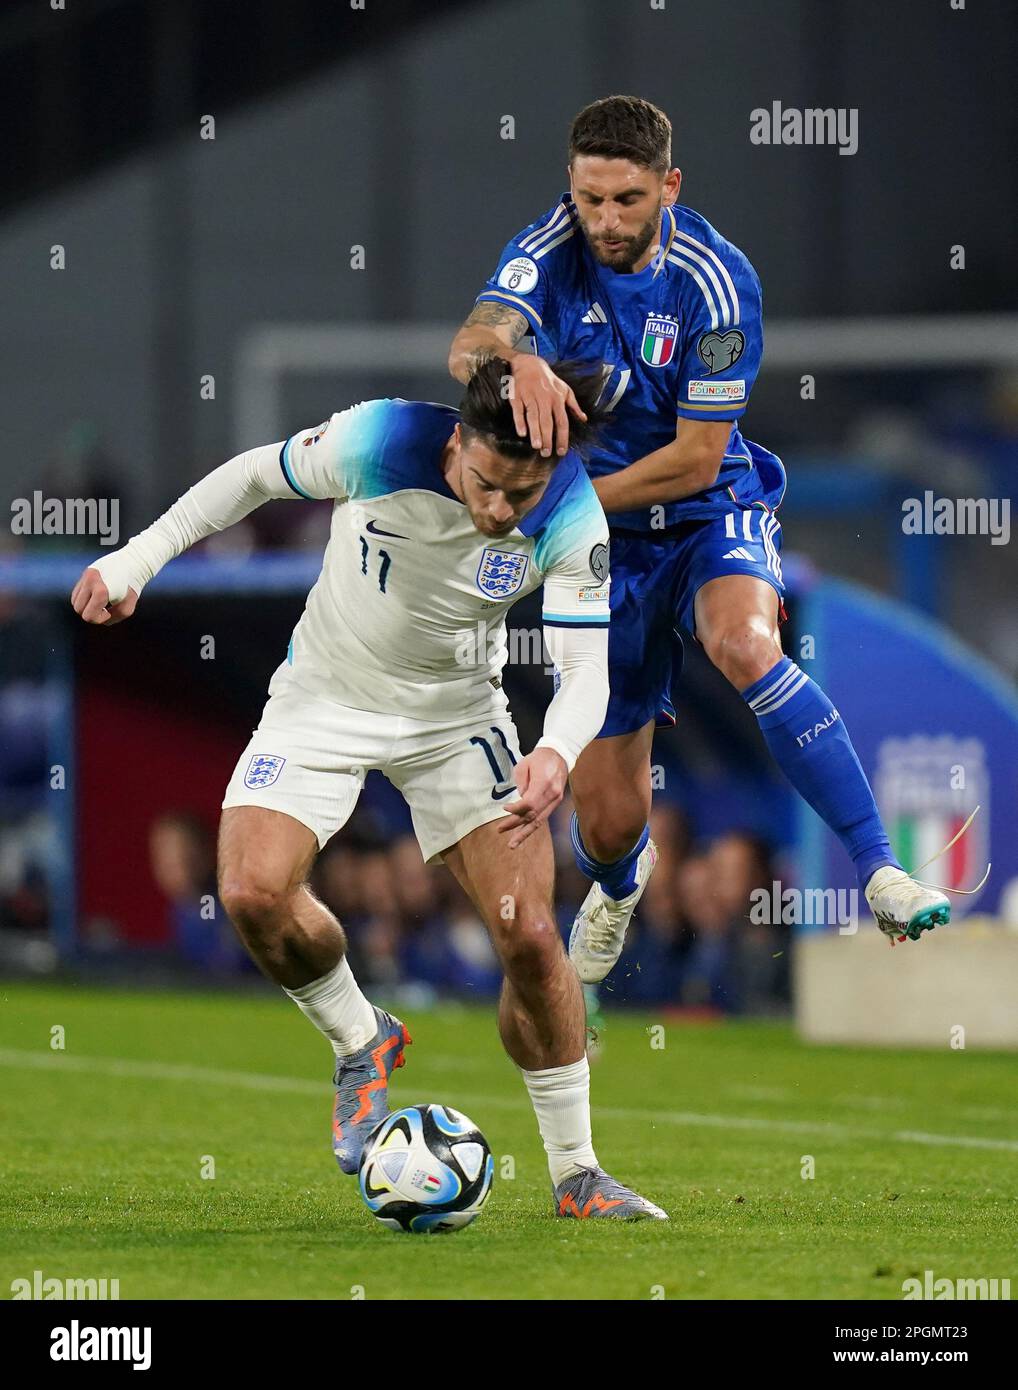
496, 257, 539, 295
696, 330, 746, 373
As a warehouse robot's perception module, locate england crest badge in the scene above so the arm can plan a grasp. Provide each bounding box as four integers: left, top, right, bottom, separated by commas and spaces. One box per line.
244, 754, 286, 789
476, 548, 529, 599
641, 313, 679, 368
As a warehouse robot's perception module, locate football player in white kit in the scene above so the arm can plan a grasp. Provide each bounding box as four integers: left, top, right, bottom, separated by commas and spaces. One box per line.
71, 360, 666, 1220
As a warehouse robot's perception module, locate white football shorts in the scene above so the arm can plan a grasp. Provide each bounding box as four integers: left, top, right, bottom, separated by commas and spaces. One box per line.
221, 663, 523, 864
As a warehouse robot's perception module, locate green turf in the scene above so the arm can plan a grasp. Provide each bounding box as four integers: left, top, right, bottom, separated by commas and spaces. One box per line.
1, 983, 1016, 1300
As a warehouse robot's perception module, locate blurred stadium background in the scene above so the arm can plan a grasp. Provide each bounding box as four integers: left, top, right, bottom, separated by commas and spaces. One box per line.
2, 0, 1016, 1038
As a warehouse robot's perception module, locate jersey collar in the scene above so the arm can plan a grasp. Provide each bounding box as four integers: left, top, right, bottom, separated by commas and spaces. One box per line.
515, 452, 583, 537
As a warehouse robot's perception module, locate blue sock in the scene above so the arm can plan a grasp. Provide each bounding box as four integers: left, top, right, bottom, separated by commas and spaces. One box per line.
742, 657, 901, 889
570, 813, 649, 899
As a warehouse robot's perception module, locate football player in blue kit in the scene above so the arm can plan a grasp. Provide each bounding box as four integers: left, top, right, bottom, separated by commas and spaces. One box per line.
450, 94, 950, 974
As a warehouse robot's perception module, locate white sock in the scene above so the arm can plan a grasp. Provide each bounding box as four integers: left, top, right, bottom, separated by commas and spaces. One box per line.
283, 957, 377, 1059
521, 1057, 598, 1186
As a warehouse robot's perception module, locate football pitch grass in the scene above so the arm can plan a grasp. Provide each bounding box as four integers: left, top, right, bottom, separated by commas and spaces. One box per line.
2, 983, 1016, 1301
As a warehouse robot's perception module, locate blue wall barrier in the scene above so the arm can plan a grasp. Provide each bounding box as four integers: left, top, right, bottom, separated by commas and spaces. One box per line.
797, 578, 1018, 925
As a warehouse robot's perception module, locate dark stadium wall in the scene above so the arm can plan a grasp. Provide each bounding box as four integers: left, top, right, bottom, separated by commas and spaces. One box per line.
69, 590, 315, 947
75, 682, 246, 947
0, 0, 1011, 509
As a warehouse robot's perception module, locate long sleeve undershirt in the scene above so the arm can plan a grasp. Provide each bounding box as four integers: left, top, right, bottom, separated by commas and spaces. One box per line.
89, 443, 609, 772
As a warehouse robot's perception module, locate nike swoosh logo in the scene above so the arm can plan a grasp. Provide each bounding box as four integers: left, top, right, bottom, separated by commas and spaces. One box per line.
365, 520, 408, 539
492, 785, 517, 801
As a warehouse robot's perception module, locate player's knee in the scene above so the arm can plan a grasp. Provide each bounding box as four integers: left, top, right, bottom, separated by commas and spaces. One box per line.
580, 806, 649, 866
498, 909, 562, 983
219, 873, 290, 934
704, 622, 781, 691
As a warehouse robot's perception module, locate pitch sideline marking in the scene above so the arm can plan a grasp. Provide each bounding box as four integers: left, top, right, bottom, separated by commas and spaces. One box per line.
729, 1083, 1018, 1125
1, 1047, 1016, 1153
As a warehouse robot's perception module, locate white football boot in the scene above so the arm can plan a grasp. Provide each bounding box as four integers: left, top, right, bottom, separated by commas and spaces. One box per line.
864, 865, 951, 945
569, 839, 658, 983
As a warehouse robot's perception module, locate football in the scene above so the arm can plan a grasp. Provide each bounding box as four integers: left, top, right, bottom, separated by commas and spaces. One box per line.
358, 1103, 494, 1234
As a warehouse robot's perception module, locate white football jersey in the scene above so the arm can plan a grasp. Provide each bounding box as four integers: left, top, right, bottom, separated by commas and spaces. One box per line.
275, 398, 611, 718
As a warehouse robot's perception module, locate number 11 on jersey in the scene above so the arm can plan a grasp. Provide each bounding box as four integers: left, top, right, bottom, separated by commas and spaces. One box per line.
359, 535, 392, 593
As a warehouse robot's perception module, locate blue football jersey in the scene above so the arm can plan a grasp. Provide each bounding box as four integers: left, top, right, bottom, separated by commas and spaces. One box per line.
476, 195, 786, 531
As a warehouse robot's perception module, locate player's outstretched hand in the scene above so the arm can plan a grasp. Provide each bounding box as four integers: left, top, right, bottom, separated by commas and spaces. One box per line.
70, 566, 139, 626
510, 355, 587, 459
499, 747, 568, 849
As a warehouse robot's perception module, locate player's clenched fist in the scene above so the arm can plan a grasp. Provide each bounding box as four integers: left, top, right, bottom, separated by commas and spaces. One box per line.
70, 563, 139, 626
509, 354, 587, 459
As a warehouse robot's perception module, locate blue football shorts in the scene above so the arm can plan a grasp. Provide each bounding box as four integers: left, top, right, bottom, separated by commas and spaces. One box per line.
601, 504, 785, 738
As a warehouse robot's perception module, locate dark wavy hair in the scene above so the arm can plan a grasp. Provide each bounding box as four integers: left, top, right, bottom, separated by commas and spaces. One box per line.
458, 357, 610, 462
569, 95, 672, 173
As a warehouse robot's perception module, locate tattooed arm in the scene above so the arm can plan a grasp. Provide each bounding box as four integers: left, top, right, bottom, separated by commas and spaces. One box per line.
448, 302, 586, 458
448, 300, 532, 383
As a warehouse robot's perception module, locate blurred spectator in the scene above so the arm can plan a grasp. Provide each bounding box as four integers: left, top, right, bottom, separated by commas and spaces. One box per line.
0, 668, 64, 938
600, 805, 690, 1006
314, 825, 402, 985
315, 829, 501, 996
149, 811, 248, 975
0, 813, 52, 933
678, 832, 786, 1014
602, 825, 785, 1014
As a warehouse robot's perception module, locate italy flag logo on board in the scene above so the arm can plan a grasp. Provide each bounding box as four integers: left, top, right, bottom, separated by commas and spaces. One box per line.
874, 734, 988, 913
640, 313, 679, 367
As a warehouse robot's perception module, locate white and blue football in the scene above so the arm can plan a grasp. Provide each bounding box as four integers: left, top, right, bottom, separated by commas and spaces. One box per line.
358, 1104, 494, 1234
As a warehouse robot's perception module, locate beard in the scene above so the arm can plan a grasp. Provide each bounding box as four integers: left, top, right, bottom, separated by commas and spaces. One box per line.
581, 212, 661, 273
